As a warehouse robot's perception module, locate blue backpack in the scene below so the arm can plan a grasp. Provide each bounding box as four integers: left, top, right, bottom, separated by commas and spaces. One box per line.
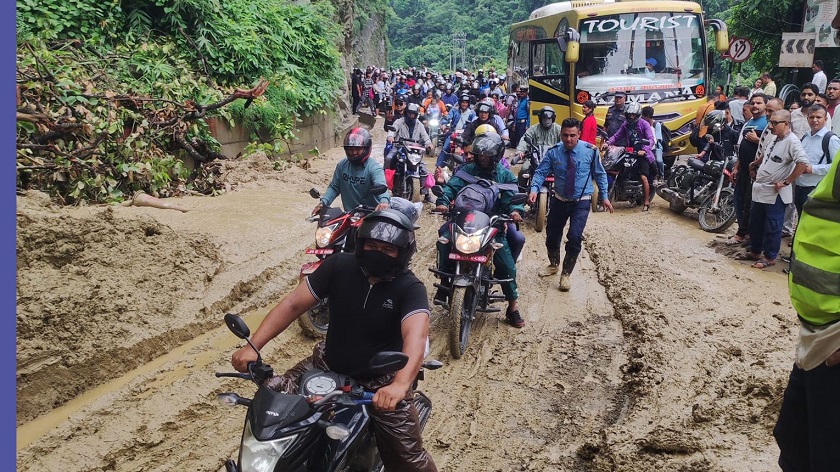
452, 168, 518, 213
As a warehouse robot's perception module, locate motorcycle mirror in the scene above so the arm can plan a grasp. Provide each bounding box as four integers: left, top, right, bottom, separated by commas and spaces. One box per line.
368, 351, 409, 375
370, 184, 388, 196
523, 135, 533, 146
453, 153, 465, 164
510, 193, 528, 205
431, 185, 444, 197
385, 125, 396, 132
224, 313, 250, 339
309, 188, 321, 199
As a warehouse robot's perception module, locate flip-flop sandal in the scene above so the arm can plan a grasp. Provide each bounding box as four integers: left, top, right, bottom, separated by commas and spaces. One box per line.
734, 252, 761, 261
751, 259, 776, 269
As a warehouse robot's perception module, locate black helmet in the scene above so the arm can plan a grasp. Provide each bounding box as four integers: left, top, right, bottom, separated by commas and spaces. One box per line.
471, 132, 504, 164
704, 110, 727, 133
388, 196, 422, 226
406, 103, 420, 117
538, 106, 556, 129
343, 127, 372, 165
354, 209, 417, 270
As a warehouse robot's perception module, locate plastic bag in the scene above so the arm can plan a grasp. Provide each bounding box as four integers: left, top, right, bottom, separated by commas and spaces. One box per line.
424, 172, 435, 189
385, 169, 396, 190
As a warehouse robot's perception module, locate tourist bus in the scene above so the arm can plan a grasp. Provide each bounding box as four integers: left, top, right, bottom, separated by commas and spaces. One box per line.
508, 0, 728, 156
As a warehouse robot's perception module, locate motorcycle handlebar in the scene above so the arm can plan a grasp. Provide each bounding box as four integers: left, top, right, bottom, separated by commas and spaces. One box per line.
215, 372, 253, 380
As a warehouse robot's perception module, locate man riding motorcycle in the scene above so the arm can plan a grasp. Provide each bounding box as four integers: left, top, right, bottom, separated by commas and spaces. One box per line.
461, 98, 510, 154
385, 103, 433, 170
602, 102, 656, 211
434, 133, 526, 328
312, 127, 390, 215
231, 208, 438, 472
515, 106, 562, 189
434, 94, 476, 172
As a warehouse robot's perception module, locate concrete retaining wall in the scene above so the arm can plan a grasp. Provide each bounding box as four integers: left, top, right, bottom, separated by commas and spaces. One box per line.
207, 110, 359, 158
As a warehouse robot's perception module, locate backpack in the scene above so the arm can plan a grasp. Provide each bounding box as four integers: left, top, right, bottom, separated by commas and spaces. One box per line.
819, 131, 837, 164
452, 168, 518, 213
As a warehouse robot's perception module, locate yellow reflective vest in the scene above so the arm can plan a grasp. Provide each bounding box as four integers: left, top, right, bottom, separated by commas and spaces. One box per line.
789, 149, 840, 325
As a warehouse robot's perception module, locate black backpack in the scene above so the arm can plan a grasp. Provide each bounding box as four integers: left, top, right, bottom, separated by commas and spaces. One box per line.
452, 169, 518, 213
819, 131, 837, 164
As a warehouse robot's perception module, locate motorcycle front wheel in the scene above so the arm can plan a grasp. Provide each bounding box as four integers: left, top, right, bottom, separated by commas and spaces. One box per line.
448, 286, 476, 359
698, 187, 736, 233
534, 192, 547, 232
297, 299, 329, 339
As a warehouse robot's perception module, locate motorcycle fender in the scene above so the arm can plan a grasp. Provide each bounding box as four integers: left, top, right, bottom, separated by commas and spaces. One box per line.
452, 274, 475, 288
300, 260, 323, 277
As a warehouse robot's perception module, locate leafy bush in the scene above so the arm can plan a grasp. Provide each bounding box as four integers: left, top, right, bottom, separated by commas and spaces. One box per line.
16, 0, 346, 204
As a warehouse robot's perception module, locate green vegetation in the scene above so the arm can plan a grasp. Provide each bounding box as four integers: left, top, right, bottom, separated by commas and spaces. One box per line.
16, 0, 344, 204
387, 0, 549, 71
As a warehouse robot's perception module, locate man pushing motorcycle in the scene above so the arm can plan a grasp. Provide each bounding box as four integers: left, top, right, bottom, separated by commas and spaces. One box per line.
434, 133, 526, 328
231, 208, 438, 472
531, 118, 613, 291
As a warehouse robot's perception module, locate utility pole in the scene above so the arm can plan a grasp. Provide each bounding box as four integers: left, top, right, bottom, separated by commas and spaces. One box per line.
451, 32, 466, 72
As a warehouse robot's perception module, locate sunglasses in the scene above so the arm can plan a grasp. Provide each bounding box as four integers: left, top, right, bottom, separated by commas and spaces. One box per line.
769, 120, 789, 126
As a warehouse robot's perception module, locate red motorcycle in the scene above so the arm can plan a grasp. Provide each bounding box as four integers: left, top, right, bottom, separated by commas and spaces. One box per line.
297, 186, 386, 338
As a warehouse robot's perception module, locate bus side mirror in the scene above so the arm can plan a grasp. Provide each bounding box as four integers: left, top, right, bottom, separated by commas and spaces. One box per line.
704, 19, 729, 53
560, 28, 580, 63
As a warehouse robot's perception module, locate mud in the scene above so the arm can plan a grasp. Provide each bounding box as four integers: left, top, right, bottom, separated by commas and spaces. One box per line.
16, 119, 798, 471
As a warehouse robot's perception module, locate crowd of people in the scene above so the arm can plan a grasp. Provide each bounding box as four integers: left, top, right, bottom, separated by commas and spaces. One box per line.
226, 62, 840, 471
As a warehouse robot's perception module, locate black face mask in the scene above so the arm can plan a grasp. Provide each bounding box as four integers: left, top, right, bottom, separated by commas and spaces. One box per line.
358, 249, 400, 277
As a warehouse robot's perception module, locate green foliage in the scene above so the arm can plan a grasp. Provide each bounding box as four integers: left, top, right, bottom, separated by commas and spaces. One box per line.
16, 0, 347, 204
387, 0, 549, 71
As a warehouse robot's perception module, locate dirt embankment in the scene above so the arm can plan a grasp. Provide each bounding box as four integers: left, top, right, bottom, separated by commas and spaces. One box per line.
16, 118, 799, 471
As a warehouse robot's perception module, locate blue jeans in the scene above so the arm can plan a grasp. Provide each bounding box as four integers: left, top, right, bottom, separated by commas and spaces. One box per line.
436, 133, 451, 167
654, 147, 665, 178
774, 361, 840, 471
749, 195, 785, 260
545, 198, 591, 262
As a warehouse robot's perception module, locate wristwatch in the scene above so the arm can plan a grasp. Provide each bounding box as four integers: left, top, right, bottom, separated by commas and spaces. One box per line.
781, 179, 790, 186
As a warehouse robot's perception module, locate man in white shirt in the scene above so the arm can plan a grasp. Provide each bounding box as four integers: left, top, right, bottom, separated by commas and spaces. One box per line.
811, 60, 827, 94
744, 110, 809, 268
795, 104, 840, 216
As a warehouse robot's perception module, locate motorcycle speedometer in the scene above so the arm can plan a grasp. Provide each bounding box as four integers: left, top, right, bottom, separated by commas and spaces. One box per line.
315, 223, 338, 248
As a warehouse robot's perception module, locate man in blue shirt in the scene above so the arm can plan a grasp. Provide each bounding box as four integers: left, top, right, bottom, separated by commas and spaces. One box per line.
512, 85, 531, 148
529, 118, 613, 291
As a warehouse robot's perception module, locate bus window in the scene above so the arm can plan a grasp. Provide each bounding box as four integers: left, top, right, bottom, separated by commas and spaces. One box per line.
531, 39, 568, 93
510, 26, 546, 87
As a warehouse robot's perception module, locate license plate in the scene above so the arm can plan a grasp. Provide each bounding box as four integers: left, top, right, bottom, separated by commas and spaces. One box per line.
449, 253, 487, 263
305, 248, 334, 255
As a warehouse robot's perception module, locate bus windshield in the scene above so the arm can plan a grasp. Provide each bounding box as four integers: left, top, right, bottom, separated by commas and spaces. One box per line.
576, 13, 704, 104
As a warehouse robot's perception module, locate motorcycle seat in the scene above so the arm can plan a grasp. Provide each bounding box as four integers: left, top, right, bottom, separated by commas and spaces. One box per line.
687, 157, 706, 171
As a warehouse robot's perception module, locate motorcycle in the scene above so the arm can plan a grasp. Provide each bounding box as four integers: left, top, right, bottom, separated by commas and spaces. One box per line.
298, 186, 387, 338
655, 143, 737, 232
597, 141, 654, 209
217, 313, 442, 472
516, 135, 554, 233
430, 186, 528, 359
424, 104, 444, 155
391, 138, 428, 203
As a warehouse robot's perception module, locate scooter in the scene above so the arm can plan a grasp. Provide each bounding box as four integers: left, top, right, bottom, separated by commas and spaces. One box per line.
217, 313, 442, 472
297, 186, 387, 338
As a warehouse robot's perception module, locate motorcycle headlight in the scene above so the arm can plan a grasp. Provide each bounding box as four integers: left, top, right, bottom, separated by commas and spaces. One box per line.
240, 420, 297, 472
315, 223, 338, 248
429, 119, 439, 127
408, 152, 423, 165
454, 229, 485, 254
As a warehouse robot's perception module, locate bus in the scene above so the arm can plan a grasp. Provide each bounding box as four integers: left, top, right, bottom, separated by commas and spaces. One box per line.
508, 0, 728, 157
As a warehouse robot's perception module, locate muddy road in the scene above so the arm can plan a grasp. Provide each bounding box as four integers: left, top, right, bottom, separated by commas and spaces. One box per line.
16, 119, 797, 471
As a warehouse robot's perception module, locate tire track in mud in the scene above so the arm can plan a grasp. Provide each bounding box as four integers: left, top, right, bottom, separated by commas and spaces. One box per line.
578, 204, 796, 471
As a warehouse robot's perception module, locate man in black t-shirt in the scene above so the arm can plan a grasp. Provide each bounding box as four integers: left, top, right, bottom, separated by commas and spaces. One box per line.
231, 209, 437, 472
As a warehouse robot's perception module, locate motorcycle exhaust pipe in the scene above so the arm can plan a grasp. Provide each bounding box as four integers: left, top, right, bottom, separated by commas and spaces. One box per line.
658, 187, 679, 203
